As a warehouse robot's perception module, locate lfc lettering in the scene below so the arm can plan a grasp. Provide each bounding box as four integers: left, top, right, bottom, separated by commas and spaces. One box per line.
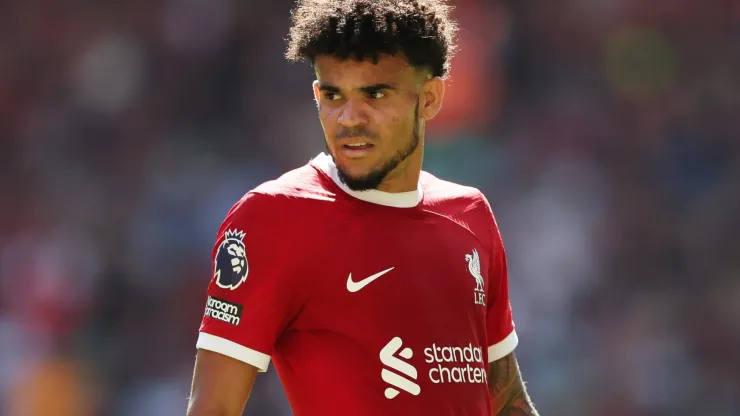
474, 292, 485, 306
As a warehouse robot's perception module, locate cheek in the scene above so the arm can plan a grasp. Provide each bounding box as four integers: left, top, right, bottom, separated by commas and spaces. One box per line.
383, 114, 412, 138
318, 109, 337, 134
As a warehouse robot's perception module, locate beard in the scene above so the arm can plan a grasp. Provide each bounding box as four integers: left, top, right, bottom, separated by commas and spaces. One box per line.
332, 107, 420, 191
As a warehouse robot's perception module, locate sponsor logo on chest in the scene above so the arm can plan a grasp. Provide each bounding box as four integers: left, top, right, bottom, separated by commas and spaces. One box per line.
379, 337, 487, 399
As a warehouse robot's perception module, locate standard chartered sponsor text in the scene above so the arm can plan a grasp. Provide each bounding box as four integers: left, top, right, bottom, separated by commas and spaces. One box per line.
204, 297, 240, 325
424, 343, 486, 384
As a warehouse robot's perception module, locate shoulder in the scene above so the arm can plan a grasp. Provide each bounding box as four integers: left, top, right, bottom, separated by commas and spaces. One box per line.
251, 162, 335, 202
420, 171, 492, 214
230, 163, 334, 214
420, 171, 504, 245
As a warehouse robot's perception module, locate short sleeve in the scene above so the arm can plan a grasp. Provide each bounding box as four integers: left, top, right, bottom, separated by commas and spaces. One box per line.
484, 203, 518, 363
196, 192, 305, 372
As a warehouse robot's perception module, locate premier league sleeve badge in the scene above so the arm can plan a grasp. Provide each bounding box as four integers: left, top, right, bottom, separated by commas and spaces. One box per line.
214, 229, 249, 290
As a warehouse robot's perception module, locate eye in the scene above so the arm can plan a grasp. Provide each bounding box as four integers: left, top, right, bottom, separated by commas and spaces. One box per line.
324, 92, 342, 101
368, 90, 386, 99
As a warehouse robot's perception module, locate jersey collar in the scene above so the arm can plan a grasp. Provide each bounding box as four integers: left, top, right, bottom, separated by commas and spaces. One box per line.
312, 153, 423, 208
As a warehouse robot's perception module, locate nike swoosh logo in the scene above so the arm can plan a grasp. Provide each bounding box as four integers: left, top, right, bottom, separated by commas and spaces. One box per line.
346, 267, 395, 292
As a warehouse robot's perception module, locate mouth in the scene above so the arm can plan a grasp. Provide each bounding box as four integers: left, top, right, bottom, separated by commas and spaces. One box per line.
337, 139, 376, 158
343, 142, 374, 151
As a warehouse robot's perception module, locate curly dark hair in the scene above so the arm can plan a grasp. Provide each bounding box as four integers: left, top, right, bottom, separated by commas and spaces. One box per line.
285, 0, 458, 78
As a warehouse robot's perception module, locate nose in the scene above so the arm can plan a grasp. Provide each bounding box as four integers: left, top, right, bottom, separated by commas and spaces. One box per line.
337, 99, 368, 128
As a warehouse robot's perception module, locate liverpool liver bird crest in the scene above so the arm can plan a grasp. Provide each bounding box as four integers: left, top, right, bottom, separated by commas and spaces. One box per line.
465, 249, 485, 292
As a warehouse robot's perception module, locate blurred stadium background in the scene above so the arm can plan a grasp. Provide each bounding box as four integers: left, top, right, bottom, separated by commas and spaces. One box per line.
1, 1, 739, 415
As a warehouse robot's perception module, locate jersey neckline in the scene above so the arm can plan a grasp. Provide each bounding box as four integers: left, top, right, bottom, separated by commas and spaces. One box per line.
310, 153, 423, 208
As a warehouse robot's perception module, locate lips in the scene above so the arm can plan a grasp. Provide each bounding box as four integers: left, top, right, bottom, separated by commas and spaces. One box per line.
337, 136, 376, 152
337, 139, 376, 158
344, 142, 373, 150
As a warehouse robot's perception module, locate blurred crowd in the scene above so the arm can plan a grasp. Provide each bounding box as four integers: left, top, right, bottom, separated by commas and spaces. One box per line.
1, 1, 739, 415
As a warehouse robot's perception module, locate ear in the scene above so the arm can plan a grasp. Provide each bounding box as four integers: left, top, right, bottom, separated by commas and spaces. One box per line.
418, 77, 445, 121
312, 80, 321, 108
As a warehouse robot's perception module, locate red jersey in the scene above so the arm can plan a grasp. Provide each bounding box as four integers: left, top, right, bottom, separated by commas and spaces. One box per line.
197, 153, 518, 416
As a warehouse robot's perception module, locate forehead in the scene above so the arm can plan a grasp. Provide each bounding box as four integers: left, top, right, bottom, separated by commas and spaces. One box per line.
314, 54, 419, 88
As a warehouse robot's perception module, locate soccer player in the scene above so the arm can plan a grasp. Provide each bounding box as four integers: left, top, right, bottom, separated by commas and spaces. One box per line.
187, 1, 539, 415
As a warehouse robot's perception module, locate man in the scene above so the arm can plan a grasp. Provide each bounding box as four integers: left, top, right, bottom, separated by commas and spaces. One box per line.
187, 1, 539, 415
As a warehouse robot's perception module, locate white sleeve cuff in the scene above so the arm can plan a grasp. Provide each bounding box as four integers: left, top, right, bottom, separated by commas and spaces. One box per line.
196, 332, 271, 372
487, 330, 519, 362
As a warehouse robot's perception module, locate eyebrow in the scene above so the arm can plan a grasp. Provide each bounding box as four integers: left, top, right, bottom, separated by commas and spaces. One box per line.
318, 83, 341, 93
318, 83, 397, 94
360, 84, 395, 94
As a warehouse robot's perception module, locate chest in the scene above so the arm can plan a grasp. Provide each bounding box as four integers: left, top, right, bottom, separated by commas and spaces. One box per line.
298, 210, 492, 336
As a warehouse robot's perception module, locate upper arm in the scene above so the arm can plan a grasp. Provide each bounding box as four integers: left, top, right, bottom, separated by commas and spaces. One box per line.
483, 197, 518, 362
479, 196, 538, 414
190, 192, 307, 409
187, 349, 259, 416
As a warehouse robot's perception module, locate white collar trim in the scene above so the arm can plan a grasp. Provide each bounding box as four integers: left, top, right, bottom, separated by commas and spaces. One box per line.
312, 153, 422, 208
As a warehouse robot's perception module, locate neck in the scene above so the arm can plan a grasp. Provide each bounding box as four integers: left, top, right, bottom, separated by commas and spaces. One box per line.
376, 145, 424, 193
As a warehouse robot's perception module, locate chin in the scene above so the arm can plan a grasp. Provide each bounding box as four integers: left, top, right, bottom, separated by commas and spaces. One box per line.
335, 159, 369, 176
328, 149, 388, 190
332, 151, 373, 172
336, 164, 387, 191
